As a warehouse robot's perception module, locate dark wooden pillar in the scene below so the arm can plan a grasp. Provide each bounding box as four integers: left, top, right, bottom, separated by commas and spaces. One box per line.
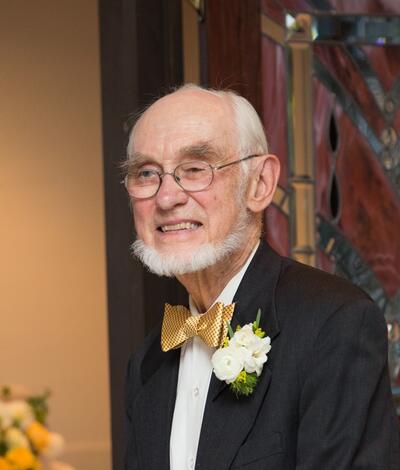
203, 0, 262, 114
98, 1, 185, 468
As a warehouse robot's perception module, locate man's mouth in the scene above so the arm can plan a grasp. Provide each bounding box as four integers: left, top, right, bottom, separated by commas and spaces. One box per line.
158, 221, 201, 233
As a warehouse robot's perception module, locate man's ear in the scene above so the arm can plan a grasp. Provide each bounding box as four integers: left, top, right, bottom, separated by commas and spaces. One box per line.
246, 154, 280, 213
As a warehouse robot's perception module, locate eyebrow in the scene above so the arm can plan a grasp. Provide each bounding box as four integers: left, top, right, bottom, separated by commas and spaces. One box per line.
178, 141, 222, 162
122, 152, 158, 173
122, 141, 224, 173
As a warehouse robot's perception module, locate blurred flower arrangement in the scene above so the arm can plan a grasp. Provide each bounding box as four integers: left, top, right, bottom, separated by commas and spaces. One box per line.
0, 386, 72, 470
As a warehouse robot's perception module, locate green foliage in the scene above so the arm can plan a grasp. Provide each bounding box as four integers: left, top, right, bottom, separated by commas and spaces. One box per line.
229, 371, 258, 397
252, 308, 262, 332
26, 390, 51, 425
227, 321, 234, 339
0, 386, 11, 399
254, 328, 265, 338
0, 440, 7, 456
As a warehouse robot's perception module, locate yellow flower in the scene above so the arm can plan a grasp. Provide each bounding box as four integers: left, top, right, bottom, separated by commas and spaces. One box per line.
254, 327, 265, 338
0, 457, 12, 470
5, 447, 39, 470
26, 422, 50, 453
237, 370, 247, 383
32, 460, 41, 470
222, 337, 229, 348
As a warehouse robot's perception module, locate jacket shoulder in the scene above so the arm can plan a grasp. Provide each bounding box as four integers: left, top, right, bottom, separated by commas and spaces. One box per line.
276, 256, 371, 312
272, 255, 383, 341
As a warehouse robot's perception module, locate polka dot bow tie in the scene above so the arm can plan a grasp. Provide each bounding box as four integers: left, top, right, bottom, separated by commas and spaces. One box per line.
161, 302, 235, 352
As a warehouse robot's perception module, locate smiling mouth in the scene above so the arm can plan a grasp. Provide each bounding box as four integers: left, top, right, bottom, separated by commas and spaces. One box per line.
158, 222, 201, 233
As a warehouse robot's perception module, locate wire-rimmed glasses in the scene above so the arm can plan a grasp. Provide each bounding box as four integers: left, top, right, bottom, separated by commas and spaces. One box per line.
123, 154, 263, 199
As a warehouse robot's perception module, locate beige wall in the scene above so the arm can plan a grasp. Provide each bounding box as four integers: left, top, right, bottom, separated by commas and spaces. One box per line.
0, 1, 111, 470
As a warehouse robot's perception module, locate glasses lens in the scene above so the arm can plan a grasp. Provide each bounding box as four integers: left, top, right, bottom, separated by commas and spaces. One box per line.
175, 161, 213, 191
125, 169, 160, 199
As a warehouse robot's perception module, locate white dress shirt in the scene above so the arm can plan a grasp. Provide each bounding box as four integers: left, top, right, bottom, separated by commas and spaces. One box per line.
169, 242, 259, 470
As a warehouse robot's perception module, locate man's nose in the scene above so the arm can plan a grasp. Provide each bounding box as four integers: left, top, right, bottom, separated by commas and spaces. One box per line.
155, 173, 188, 210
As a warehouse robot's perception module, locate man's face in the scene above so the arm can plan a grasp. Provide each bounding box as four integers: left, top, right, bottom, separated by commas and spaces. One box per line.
130, 90, 249, 265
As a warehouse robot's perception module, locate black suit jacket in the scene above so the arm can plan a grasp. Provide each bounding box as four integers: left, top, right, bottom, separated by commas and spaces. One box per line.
125, 241, 400, 469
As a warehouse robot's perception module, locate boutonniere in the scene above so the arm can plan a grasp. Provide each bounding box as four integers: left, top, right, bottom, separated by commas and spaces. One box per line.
211, 309, 271, 397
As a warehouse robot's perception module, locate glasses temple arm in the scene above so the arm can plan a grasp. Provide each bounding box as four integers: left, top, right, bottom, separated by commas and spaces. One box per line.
215, 154, 263, 170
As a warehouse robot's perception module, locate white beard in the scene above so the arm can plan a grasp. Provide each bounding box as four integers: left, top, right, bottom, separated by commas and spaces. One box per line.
131, 206, 251, 277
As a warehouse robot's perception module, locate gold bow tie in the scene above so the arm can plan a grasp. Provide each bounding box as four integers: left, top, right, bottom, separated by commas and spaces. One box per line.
161, 302, 235, 352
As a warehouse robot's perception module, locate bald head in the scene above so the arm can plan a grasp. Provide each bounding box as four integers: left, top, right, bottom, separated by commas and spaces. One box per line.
127, 84, 268, 162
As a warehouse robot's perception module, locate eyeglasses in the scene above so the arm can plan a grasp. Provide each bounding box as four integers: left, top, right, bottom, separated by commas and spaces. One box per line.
123, 154, 263, 199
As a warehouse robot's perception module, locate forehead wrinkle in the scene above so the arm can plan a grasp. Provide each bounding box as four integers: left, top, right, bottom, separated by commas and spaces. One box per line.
128, 151, 155, 163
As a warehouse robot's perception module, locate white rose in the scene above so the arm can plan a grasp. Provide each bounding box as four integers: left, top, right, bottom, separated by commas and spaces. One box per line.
7, 400, 34, 429
243, 336, 271, 376
5, 426, 30, 449
42, 432, 65, 458
211, 346, 244, 383
230, 324, 259, 352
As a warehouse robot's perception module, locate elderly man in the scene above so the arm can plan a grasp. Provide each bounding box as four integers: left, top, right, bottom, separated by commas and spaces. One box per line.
124, 85, 399, 470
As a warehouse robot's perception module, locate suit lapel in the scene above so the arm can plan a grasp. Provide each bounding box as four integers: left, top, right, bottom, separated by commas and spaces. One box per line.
133, 330, 180, 470
196, 241, 282, 470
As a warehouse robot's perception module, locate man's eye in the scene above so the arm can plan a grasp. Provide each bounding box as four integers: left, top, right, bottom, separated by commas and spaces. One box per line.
183, 166, 206, 174
137, 169, 158, 179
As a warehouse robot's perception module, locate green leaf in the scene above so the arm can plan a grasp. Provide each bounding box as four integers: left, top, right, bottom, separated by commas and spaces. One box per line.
255, 308, 261, 328
253, 308, 262, 331
227, 321, 234, 339
26, 389, 51, 425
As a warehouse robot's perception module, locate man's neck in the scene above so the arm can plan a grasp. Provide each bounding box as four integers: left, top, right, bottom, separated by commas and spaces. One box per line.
176, 230, 260, 312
